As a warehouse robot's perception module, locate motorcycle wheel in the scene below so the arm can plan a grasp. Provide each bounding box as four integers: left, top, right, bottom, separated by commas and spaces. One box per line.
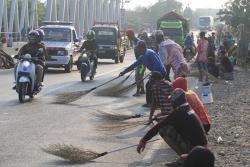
18, 82, 28, 103
80, 65, 87, 82
65, 57, 73, 73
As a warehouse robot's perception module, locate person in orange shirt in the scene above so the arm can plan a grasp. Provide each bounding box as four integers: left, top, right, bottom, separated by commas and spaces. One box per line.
172, 77, 211, 133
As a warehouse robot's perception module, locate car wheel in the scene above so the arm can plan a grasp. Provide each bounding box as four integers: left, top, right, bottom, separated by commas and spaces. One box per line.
115, 54, 119, 64
65, 57, 73, 73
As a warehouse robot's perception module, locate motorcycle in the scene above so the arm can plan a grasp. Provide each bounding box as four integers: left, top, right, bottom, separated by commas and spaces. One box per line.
14, 49, 44, 102
184, 47, 192, 62
77, 51, 97, 82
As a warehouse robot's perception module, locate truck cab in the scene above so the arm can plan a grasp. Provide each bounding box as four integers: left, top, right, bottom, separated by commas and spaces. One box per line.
159, 21, 184, 46
40, 22, 82, 72
92, 22, 125, 64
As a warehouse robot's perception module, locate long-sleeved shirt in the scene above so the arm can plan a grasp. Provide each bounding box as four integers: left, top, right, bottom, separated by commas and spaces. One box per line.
143, 105, 207, 147
123, 49, 166, 76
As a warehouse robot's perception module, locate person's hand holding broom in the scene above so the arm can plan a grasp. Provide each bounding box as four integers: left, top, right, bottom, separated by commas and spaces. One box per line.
137, 139, 146, 154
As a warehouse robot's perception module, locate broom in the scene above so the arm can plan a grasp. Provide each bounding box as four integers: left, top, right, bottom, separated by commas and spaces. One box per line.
92, 109, 144, 122
42, 139, 160, 163
100, 73, 151, 97
114, 73, 151, 96
54, 76, 122, 104
95, 70, 135, 97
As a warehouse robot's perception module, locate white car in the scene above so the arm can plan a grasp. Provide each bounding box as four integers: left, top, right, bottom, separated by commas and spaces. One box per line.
40, 22, 82, 72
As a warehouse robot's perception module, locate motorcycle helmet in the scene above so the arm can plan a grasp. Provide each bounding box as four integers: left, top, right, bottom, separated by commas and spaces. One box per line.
86, 30, 95, 40
155, 30, 164, 44
36, 29, 45, 42
28, 30, 40, 44
139, 32, 148, 41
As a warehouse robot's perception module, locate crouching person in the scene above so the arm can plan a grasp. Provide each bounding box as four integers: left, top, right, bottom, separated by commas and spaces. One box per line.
172, 77, 212, 134
137, 88, 208, 166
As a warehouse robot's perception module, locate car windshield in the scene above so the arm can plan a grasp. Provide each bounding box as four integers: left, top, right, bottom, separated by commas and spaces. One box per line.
93, 28, 116, 43
199, 17, 211, 26
161, 28, 183, 36
42, 28, 71, 42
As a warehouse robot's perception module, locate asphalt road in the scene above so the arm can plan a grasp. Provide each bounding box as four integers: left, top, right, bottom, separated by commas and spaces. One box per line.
0, 48, 199, 167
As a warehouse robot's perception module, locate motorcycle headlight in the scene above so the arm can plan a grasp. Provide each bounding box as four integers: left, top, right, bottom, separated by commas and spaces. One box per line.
22, 61, 30, 67
21, 61, 30, 71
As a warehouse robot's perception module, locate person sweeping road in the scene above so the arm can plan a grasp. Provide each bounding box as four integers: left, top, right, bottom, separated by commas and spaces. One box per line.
137, 88, 208, 166
172, 77, 212, 134
119, 40, 166, 107
148, 71, 173, 124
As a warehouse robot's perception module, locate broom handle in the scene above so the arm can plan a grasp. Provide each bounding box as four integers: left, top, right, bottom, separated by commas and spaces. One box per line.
120, 72, 151, 91
89, 76, 121, 91
106, 138, 160, 154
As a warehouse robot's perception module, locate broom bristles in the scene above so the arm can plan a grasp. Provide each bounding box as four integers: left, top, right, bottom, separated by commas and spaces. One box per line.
42, 144, 101, 162
93, 109, 141, 122
54, 90, 91, 104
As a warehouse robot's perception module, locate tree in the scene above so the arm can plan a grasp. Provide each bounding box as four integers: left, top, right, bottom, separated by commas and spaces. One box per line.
217, 0, 250, 30
126, 0, 183, 30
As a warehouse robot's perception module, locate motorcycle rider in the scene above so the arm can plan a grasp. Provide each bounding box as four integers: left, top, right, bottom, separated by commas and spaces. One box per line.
15, 30, 47, 90
184, 34, 195, 57
76, 30, 98, 71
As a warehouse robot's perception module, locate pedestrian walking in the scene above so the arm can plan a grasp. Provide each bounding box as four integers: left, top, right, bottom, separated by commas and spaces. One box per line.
197, 32, 209, 82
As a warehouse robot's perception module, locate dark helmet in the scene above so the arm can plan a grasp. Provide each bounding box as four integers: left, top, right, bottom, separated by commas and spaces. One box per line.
28, 30, 40, 44
36, 29, 45, 42
155, 30, 164, 44
86, 30, 95, 40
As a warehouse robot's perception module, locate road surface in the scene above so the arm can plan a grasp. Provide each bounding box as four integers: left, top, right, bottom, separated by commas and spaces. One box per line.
0, 50, 198, 167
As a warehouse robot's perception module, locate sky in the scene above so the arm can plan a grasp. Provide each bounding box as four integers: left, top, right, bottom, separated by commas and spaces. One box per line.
124, 0, 229, 10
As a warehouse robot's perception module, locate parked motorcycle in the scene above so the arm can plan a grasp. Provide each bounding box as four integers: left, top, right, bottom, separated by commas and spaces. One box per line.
77, 51, 97, 82
14, 49, 44, 102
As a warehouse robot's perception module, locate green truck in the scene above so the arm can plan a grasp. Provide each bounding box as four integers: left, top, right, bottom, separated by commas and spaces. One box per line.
157, 11, 190, 46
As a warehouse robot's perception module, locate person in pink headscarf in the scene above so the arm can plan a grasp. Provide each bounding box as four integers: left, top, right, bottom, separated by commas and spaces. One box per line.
163, 38, 189, 79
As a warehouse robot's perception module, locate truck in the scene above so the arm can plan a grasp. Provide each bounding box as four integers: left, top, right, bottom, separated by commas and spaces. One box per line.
198, 16, 214, 31
40, 21, 82, 73
92, 22, 127, 64
157, 11, 190, 46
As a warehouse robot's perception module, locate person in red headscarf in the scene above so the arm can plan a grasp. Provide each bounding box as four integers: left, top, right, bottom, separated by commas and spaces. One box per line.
172, 77, 211, 133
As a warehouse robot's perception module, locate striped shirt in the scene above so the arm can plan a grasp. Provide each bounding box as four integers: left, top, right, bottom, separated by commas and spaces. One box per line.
152, 80, 173, 114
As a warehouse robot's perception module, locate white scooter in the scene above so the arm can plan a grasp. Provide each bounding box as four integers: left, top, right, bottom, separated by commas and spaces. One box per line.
14, 49, 44, 102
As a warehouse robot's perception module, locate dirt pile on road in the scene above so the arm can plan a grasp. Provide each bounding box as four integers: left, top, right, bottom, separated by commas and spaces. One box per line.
204, 67, 250, 167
